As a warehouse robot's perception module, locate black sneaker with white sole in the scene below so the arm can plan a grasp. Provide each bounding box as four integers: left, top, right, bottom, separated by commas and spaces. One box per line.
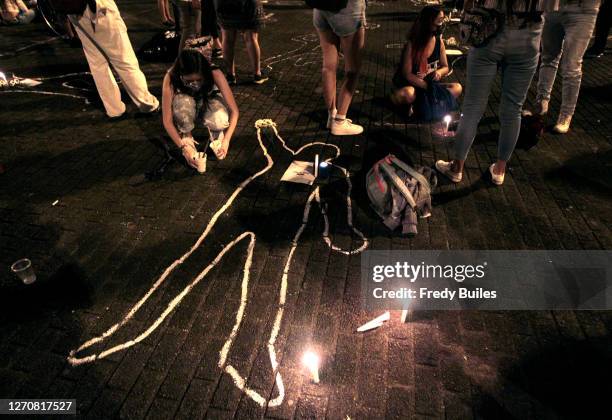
253, 73, 269, 85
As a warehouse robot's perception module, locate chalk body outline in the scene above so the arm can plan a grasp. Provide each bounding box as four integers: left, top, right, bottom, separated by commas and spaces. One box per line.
66, 119, 368, 407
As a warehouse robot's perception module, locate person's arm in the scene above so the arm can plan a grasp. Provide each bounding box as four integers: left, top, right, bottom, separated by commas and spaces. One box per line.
401, 42, 428, 90
161, 72, 185, 149
212, 69, 239, 159
433, 38, 450, 81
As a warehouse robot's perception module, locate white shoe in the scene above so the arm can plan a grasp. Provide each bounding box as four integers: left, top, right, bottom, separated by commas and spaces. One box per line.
489, 163, 505, 185
331, 118, 363, 136
553, 114, 572, 134
434, 160, 462, 183
326, 109, 337, 129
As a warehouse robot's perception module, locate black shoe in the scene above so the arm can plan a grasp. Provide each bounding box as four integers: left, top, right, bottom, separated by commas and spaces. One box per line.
253, 73, 269, 85
226, 73, 236, 85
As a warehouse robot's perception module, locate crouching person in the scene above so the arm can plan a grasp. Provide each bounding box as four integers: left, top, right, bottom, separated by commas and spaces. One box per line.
162, 49, 239, 173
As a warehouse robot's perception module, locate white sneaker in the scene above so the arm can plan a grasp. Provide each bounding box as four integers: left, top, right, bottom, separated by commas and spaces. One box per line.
435, 160, 462, 183
331, 118, 363, 136
489, 163, 505, 185
326, 109, 337, 129
553, 114, 572, 134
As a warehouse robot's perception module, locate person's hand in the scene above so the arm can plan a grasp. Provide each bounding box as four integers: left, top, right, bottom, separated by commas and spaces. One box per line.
217, 138, 230, 160
192, 0, 201, 9
432, 70, 442, 81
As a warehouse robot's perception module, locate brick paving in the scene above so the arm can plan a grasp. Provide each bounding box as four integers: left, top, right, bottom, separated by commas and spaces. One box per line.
1, 0, 612, 418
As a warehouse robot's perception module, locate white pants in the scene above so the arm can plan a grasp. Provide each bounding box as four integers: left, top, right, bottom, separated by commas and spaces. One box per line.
71, 0, 159, 117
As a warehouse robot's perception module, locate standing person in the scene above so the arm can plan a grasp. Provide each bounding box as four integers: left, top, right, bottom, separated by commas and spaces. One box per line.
215, 0, 267, 85
435, 0, 557, 186
63, 0, 159, 119
171, 0, 201, 52
313, 0, 367, 136
162, 49, 239, 172
585, 0, 611, 57
390, 6, 463, 117
202, 0, 223, 59
530, 0, 601, 134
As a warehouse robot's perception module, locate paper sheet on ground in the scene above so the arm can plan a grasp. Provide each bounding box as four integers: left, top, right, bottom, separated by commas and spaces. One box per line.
281, 160, 315, 185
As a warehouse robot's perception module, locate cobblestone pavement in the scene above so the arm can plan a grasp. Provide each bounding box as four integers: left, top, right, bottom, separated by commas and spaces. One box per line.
1, 0, 611, 418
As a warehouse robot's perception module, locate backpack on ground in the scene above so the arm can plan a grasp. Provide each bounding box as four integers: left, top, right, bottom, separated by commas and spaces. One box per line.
366, 155, 437, 236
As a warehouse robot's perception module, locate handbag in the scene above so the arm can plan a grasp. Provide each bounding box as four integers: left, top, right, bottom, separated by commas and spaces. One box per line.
304, 0, 348, 13
414, 77, 458, 122
517, 114, 544, 151
459, 7, 504, 47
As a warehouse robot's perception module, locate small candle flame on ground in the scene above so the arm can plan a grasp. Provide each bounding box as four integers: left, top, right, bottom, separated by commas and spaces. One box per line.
302, 350, 320, 384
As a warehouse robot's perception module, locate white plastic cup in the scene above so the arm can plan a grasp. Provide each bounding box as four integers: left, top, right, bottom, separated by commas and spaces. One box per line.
11, 258, 37, 285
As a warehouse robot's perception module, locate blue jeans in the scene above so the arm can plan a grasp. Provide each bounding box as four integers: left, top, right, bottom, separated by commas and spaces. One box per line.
454, 22, 543, 162
536, 7, 599, 117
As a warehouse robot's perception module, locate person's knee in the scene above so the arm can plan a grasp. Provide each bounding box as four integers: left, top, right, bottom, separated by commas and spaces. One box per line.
452, 83, 463, 97
204, 99, 230, 132
172, 94, 197, 132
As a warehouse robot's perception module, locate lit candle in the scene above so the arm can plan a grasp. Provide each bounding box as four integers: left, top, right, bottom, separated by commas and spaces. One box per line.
302, 351, 320, 384
443, 115, 452, 134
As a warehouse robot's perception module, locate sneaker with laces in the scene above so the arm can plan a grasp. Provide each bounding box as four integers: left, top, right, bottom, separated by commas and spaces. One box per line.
553, 114, 572, 134
489, 163, 505, 185
435, 160, 462, 183
331, 118, 363, 136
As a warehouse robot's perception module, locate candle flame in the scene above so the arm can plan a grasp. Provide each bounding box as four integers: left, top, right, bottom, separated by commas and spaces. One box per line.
302, 350, 320, 383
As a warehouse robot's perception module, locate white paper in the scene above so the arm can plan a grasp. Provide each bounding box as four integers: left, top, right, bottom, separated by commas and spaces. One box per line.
281, 160, 315, 185
357, 311, 390, 332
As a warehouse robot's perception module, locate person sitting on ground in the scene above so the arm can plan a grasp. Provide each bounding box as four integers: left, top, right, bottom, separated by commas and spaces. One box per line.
162, 48, 239, 173
390, 5, 462, 116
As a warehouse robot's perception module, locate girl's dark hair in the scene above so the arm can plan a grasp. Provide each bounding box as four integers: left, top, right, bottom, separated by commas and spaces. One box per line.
169, 49, 214, 96
407, 5, 442, 64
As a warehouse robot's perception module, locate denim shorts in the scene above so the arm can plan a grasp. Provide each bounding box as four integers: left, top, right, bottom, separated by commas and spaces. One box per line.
312, 0, 366, 37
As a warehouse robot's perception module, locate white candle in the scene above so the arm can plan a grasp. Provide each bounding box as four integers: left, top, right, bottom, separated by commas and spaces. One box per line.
443, 115, 452, 134
302, 351, 320, 384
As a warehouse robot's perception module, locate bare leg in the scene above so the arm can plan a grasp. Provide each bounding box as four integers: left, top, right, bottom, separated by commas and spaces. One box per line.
243, 30, 262, 75
222, 28, 237, 76
336, 27, 365, 116
316, 29, 340, 113
391, 86, 417, 104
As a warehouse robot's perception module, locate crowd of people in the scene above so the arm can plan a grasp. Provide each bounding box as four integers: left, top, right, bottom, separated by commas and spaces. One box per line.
8, 0, 608, 184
